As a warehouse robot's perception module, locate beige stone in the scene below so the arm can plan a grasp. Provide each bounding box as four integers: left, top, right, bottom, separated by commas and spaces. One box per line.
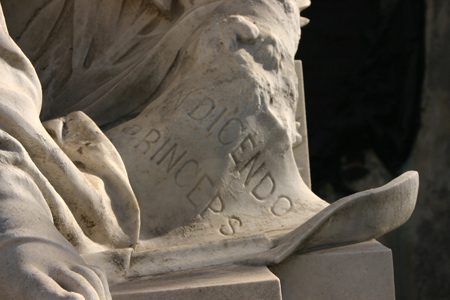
0, 0, 419, 299
111, 265, 281, 300
271, 241, 396, 300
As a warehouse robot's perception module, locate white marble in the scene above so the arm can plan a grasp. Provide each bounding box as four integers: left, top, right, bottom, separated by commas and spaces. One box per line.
104, 0, 329, 267
82, 170, 418, 282
293, 60, 312, 188
0, 0, 419, 299
110, 265, 281, 300
108, 241, 395, 300
271, 241, 396, 300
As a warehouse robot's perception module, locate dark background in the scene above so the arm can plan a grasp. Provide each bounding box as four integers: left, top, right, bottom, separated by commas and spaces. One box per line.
297, 0, 424, 200
296, 0, 450, 299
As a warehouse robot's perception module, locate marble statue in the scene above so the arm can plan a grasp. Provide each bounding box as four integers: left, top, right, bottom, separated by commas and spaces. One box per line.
0, 0, 418, 299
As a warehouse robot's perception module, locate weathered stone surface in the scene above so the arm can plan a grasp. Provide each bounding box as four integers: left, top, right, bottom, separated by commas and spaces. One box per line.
271, 241, 395, 300
110, 265, 281, 300
293, 61, 312, 189
0, 0, 419, 299
109, 241, 397, 300
105, 0, 328, 250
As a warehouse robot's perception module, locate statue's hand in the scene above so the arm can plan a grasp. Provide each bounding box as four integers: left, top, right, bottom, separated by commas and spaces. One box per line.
0, 239, 111, 300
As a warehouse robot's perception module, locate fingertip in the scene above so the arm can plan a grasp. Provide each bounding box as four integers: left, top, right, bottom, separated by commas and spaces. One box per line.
87, 265, 112, 300
65, 292, 86, 300
72, 265, 108, 300
87, 265, 107, 279
52, 268, 100, 300
30, 272, 85, 300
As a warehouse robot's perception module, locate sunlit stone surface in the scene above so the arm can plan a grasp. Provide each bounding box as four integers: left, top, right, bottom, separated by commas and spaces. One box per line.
0, 1, 418, 299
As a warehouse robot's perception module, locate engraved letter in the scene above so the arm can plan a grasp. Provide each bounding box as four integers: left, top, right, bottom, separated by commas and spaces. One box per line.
252, 172, 276, 200
156, 143, 187, 173
121, 125, 142, 138
187, 174, 215, 209
271, 196, 292, 217
134, 128, 161, 155
188, 97, 215, 120
220, 217, 242, 236
218, 118, 244, 145
208, 194, 224, 213
175, 160, 201, 187
207, 107, 227, 132
239, 152, 264, 186
150, 138, 171, 160
230, 134, 256, 165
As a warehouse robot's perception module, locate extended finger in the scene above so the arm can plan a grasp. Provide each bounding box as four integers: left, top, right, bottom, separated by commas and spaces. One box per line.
29, 271, 85, 300
88, 265, 112, 300
72, 265, 109, 300
51, 268, 100, 300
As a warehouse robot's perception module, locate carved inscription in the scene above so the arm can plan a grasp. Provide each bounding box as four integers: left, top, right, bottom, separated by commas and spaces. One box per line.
253, 172, 276, 200
132, 127, 216, 214
209, 195, 224, 213
188, 97, 216, 120
207, 108, 228, 132
185, 95, 295, 224
187, 175, 215, 209
155, 143, 187, 173
220, 217, 242, 236
218, 118, 244, 145
121, 92, 295, 238
271, 196, 293, 216
133, 128, 161, 155
230, 134, 276, 201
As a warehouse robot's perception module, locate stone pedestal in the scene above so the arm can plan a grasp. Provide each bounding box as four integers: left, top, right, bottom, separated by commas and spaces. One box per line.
270, 240, 396, 300
110, 265, 282, 300
111, 241, 395, 300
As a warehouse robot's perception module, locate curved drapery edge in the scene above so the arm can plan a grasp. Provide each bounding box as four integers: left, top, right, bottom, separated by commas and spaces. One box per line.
0, 3, 140, 253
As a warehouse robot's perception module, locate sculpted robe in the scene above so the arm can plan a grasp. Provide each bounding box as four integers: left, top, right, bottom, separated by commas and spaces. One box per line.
0, 0, 232, 253
0, 0, 330, 249
2, 0, 215, 126
0, 3, 140, 254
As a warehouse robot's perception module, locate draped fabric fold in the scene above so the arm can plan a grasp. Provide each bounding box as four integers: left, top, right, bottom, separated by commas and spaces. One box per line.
2, 0, 223, 127
0, 3, 140, 254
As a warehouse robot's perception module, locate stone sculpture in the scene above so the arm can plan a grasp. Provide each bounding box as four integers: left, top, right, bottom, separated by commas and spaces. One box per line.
0, 0, 418, 299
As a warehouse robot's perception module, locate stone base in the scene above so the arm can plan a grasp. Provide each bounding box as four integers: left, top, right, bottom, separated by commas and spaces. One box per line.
270, 240, 396, 300
111, 241, 395, 300
110, 264, 282, 300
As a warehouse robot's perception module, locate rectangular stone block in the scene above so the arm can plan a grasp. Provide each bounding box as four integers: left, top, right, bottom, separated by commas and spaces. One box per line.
294, 60, 311, 188
111, 264, 282, 300
270, 241, 396, 300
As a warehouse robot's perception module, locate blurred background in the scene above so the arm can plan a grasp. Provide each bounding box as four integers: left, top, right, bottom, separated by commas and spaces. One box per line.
296, 0, 450, 299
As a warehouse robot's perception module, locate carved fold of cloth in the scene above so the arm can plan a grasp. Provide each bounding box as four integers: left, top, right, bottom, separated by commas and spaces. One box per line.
0, 4, 140, 255
1, 0, 226, 126
0, 0, 232, 256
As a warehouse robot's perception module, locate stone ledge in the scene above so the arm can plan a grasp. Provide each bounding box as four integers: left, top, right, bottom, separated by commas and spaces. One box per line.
111, 241, 395, 300
111, 264, 282, 300
270, 240, 396, 300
